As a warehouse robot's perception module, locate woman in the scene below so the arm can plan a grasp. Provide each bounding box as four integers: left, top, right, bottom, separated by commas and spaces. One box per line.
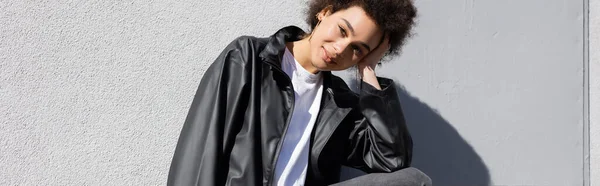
168, 0, 431, 185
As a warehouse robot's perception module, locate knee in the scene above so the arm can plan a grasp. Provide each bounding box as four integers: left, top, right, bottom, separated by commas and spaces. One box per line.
392, 167, 432, 186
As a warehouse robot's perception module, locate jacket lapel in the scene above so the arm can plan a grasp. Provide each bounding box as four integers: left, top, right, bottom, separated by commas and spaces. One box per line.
309, 72, 353, 182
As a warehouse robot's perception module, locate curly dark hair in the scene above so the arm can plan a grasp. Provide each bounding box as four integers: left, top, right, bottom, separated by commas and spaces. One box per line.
306, 0, 417, 57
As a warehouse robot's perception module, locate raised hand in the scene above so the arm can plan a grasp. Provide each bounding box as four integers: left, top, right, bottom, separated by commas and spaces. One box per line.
357, 34, 390, 90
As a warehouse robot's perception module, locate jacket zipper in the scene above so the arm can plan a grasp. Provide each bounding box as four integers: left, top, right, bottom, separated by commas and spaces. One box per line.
266, 65, 295, 186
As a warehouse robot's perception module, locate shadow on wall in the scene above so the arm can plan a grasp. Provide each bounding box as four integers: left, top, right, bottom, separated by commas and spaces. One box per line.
340, 81, 491, 186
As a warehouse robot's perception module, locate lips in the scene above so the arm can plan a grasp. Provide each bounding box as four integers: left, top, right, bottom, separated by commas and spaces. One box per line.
321, 47, 336, 64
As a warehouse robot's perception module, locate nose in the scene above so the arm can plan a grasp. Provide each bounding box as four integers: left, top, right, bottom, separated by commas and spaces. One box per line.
333, 40, 350, 56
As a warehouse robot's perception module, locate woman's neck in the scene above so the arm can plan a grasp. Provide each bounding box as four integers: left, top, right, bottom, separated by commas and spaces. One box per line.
285, 38, 319, 74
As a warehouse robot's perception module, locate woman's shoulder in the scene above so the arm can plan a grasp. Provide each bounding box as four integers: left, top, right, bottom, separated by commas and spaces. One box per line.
222, 35, 270, 53
213, 35, 271, 68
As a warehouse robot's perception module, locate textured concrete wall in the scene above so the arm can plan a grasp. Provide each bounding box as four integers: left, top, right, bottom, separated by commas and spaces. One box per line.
358, 0, 584, 185
591, 0, 599, 184
0, 1, 306, 185
0, 0, 589, 185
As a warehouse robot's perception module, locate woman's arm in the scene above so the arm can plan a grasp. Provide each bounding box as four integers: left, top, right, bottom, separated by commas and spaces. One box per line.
343, 77, 413, 173
167, 37, 250, 186
342, 34, 412, 173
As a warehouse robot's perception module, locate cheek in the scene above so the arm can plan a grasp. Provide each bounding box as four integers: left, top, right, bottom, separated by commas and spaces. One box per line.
314, 25, 337, 42
342, 54, 362, 65
335, 58, 359, 70
310, 41, 322, 58
309, 37, 328, 57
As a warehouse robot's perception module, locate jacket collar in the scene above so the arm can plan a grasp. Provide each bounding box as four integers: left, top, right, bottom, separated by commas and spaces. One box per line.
259, 25, 306, 69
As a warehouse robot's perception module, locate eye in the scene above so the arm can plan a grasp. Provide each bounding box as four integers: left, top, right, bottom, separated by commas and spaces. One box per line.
338, 25, 347, 37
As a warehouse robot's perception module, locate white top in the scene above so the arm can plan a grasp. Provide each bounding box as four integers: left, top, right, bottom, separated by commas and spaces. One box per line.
273, 47, 324, 186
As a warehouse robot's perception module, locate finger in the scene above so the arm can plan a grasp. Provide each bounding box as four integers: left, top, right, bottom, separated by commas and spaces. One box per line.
369, 61, 377, 70
359, 33, 391, 68
371, 34, 390, 69
384, 33, 390, 45
383, 33, 391, 51
375, 34, 390, 55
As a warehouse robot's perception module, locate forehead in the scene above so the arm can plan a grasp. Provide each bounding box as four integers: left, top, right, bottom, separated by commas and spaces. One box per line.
333, 6, 383, 48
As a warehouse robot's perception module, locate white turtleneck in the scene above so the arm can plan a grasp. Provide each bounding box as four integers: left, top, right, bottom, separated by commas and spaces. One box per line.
273, 47, 324, 186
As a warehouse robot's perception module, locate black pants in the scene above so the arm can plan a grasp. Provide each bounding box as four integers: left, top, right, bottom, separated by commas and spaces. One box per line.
331, 167, 432, 186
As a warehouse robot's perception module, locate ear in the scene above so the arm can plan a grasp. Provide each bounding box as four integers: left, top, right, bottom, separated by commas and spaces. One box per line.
316, 5, 333, 21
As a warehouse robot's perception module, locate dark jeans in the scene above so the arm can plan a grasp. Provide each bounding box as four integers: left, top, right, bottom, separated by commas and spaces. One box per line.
330, 167, 432, 186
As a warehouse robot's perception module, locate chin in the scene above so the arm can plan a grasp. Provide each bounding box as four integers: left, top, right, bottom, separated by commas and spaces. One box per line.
311, 60, 329, 71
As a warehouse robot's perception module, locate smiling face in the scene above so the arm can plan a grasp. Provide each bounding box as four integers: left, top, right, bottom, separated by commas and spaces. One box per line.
308, 6, 384, 71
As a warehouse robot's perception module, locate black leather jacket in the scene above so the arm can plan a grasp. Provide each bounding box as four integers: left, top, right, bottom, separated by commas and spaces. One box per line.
168, 26, 412, 186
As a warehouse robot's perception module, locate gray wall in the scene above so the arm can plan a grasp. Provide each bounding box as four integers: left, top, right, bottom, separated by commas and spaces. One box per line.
591, 0, 599, 184
0, 0, 592, 185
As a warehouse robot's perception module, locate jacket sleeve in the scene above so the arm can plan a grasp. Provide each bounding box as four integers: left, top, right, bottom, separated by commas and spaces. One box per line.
167, 37, 249, 186
343, 77, 413, 173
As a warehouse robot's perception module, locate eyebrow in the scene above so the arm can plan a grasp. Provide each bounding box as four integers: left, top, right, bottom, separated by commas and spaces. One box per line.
342, 18, 372, 52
